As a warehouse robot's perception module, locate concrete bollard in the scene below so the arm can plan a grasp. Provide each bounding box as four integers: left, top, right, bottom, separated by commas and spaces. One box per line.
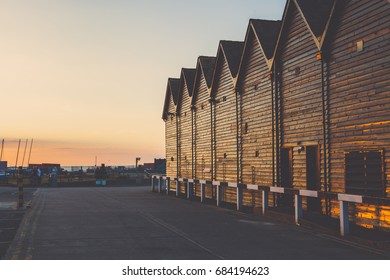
176, 180, 180, 197
216, 184, 222, 207
186, 181, 192, 199
294, 194, 302, 225
151, 176, 156, 192
17, 166, 24, 208
201, 183, 206, 203
236, 186, 242, 211
166, 178, 170, 194
262, 190, 269, 215
158, 177, 163, 193
340, 200, 349, 237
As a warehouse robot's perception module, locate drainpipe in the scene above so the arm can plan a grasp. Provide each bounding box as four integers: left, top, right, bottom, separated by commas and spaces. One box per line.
271, 70, 275, 186
273, 61, 280, 207
191, 106, 194, 179
274, 61, 280, 188
235, 90, 240, 184
176, 113, 179, 180
320, 51, 329, 216
209, 98, 214, 181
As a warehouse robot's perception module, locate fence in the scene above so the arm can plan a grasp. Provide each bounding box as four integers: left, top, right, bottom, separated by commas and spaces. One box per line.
151, 175, 390, 237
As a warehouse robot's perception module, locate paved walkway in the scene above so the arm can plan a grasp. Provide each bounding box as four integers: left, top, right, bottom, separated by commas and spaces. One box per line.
0, 187, 37, 259
5, 186, 390, 260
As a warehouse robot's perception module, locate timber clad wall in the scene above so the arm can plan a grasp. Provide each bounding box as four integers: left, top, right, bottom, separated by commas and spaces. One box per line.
278, 4, 324, 190
178, 69, 196, 181
164, 79, 179, 179
162, 0, 390, 232
193, 57, 215, 181
328, 0, 390, 229
238, 21, 277, 187
212, 47, 238, 183
236, 20, 280, 207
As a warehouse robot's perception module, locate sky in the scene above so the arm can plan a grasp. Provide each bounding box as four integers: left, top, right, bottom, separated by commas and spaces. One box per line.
0, 0, 286, 167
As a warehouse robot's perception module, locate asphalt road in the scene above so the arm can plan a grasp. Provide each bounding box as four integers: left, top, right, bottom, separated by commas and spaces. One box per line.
0, 186, 37, 259
4, 186, 390, 260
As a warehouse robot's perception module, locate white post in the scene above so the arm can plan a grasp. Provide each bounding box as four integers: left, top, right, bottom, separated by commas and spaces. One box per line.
236, 186, 242, 211
262, 190, 269, 215
151, 176, 155, 192
217, 184, 222, 207
166, 178, 170, 194
340, 200, 349, 237
201, 183, 206, 203
187, 181, 192, 199
176, 180, 180, 197
158, 177, 163, 193
295, 194, 302, 225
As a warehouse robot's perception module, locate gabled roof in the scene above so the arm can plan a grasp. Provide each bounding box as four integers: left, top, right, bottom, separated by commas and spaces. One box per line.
296, 0, 336, 45
199, 56, 216, 88
191, 56, 216, 105
210, 40, 244, 96
251, 19, 281, 61
220, 41, 244, 78
237, 19, 281, 80
182, 68, 196, 97
274, 0, 337, 56
177, 68, 196, 113
162, 78, 180, 120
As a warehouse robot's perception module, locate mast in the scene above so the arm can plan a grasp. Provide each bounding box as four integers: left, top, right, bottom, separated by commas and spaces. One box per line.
21, 139, 28, 167
15, 139, 21, 169
27, 138, 34, 166
0, 139, 4, 161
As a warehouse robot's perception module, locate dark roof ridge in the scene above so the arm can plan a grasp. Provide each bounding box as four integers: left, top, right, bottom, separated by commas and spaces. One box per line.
294, 0, 336, 47
181, 68, 196, 97
162, 78, 180, 119
220, 40, 245, 78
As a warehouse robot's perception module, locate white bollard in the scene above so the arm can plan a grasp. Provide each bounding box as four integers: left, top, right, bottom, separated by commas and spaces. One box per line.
216, 184, 222, 207
236, 186, 242, 211
295, 194, 303, 225
201, 183, 206, 203
166, 178, 170, 194
340, 200, 349, 236
176, 180, 180, 197
262, 190, 269, 215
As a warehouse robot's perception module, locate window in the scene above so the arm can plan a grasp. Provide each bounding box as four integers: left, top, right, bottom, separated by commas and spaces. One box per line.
345, 150, 385, 196
244, 122, 248, 134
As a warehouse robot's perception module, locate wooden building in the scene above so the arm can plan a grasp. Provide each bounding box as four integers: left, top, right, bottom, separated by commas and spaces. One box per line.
177, 68, 196, 194
273, 0, 336, 210
191, 56, 216, 182
236, 19, 281, 207
327, 0, 390, 229
162, 78, 180, 180
210, 41, 244, 184
162, 0, 390, 231
191, 56, 216, 199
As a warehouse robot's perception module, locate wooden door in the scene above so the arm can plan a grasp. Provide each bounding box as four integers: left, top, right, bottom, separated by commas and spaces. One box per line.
279, 147, 293, 206
306, 145, 321, 212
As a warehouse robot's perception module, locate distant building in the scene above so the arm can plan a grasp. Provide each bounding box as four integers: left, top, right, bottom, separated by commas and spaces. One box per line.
154, 158, 166, 174
0, 161, 7, 171
29, 163, 61, 174
140, 159, 166, 174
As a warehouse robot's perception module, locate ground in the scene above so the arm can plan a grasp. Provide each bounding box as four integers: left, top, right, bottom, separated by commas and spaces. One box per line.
1, 185, 389, 260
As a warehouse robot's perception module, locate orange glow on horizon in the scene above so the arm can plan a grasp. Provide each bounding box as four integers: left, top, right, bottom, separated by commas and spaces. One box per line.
0, 139, 164, 167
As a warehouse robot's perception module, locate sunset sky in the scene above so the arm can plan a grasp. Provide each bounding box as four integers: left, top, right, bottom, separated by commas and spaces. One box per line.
0, 0, 285, 167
